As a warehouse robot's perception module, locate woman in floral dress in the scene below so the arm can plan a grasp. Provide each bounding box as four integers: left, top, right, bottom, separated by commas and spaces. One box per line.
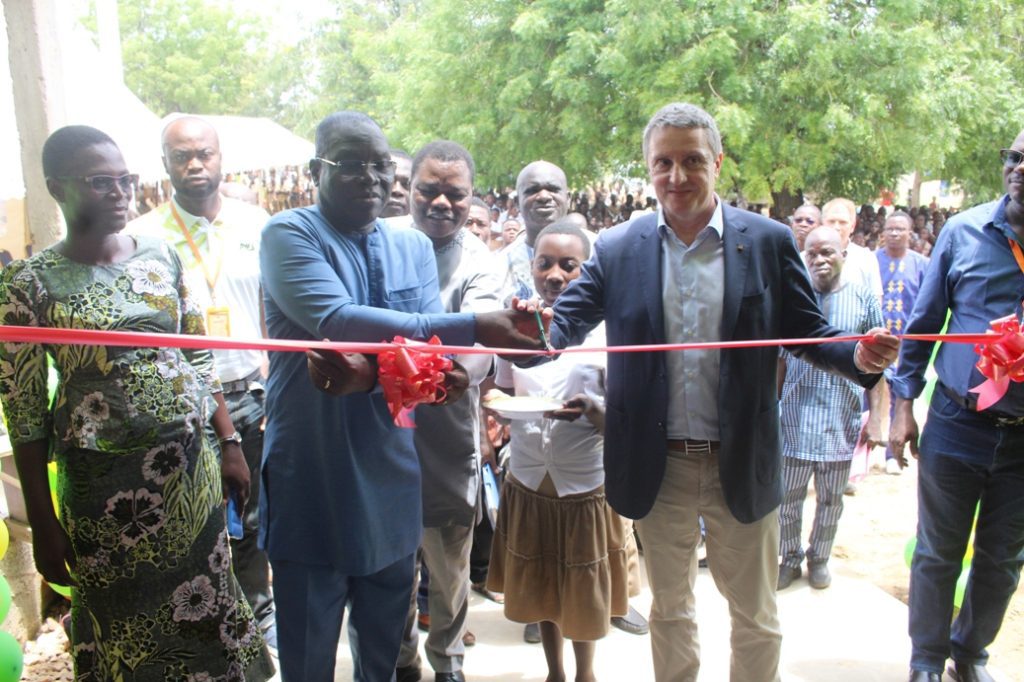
0, 126, 273, 681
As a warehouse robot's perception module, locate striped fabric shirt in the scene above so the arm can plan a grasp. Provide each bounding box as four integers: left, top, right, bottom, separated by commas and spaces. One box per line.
780, 281, 883, 461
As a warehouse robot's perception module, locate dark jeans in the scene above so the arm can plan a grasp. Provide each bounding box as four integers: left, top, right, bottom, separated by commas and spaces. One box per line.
223, 386, 276, 632
909, 397, 1024, 673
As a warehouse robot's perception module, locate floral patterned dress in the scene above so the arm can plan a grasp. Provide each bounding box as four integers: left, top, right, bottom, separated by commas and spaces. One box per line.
0, 237, 273, 681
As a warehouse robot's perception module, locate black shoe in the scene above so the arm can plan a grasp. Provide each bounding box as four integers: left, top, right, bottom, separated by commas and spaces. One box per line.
523, 622, 541, 643
434, 672, 466, 682
948, 660, 996, 682
909, 670, 942, 682
610, 605, 649, 635
777, 564, 801, 590
396, 664, 422, 682
808, 561, 831, 589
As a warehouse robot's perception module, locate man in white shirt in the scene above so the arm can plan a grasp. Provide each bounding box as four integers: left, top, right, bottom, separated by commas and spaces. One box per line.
129, 116, 277, 649
822, 197, 884, 301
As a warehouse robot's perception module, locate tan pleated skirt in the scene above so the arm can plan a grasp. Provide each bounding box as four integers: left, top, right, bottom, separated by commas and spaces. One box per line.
487, 473, 634, 641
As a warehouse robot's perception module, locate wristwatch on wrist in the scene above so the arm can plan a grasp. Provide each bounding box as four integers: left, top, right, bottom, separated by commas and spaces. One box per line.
218, 431, 243, 449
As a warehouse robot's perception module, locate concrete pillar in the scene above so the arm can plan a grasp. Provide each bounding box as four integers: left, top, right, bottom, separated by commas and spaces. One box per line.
0, 540, 41, 642
3, 0, 67, 251
2, 0, 72, 638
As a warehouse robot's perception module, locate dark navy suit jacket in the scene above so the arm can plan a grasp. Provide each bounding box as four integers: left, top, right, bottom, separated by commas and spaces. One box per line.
550, 206, 879, 523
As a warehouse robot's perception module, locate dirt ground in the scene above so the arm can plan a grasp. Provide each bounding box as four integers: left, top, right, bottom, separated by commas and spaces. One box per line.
18, 458, 1024, 680
834, 458, 1024, 675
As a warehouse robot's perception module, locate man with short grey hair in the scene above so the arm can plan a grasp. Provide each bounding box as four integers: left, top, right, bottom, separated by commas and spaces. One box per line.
541, 101, 899, 681
822, 197, 884, 301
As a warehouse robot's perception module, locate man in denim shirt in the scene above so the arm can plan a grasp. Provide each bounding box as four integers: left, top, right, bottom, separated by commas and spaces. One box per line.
891, 129, 1024, 682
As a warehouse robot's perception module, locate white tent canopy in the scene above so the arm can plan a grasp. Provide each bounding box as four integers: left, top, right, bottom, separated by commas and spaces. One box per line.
2, 17, 313, 199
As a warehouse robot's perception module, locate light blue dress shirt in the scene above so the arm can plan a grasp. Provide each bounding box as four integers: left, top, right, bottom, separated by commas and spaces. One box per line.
259, 206, 476, 575
660, 199, 725, 441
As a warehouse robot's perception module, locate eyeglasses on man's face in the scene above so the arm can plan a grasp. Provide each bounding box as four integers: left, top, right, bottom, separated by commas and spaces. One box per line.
999, 148, 1024, 168
168, 148, 218, 165
792, 216, 817, 225
53, 173, 138, 194
314, 157, 397, 179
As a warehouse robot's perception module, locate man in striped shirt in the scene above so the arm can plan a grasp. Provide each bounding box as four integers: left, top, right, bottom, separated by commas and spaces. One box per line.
777, 226, 883, 590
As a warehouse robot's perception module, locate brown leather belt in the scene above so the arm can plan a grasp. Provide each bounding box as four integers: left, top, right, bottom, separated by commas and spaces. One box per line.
666, 439, 720, 455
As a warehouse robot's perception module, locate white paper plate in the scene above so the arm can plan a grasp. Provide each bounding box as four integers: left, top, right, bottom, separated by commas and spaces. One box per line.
483, 396, 563, 420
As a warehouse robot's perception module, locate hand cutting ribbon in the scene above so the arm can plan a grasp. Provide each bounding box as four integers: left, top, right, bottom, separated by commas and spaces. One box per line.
376, 336, 453, 426
969, 312, 1024, 411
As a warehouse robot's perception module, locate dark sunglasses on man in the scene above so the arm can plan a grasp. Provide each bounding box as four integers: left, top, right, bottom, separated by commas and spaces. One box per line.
999, 149, 1024, 168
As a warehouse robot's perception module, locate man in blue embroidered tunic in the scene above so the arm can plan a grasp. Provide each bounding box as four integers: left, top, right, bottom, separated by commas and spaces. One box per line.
259, 111, 548, 681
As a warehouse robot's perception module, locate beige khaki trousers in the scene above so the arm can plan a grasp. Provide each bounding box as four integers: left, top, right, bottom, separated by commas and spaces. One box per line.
635, 447, 782, 682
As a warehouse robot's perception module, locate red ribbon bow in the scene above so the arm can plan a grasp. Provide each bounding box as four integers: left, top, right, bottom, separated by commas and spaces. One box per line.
377, 336, 453, 427
969, 313, 1024, 411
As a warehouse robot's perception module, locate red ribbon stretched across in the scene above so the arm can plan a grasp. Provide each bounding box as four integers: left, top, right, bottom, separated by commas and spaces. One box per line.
0, 323, 1005, 424
969, 314, 1024, 411
0, 324, 993, 357
376, 336, 453, 427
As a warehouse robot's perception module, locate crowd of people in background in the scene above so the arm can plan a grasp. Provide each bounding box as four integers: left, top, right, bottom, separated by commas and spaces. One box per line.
835, 202, 955, 257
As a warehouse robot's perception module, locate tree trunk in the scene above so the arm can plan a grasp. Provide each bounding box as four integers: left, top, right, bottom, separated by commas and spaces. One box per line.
770, 188, 804, 221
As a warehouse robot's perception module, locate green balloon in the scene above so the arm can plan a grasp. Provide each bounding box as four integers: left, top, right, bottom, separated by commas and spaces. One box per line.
954, 569, 969, 609
0, 631, 22, 682
0, 576, 10, 623
904, 537, 917, 569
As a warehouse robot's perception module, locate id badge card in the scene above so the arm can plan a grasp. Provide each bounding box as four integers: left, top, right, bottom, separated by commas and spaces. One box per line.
206, 306, 231, 337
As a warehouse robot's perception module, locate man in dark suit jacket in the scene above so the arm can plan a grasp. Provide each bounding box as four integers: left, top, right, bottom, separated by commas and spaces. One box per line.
546, 103, 899, 682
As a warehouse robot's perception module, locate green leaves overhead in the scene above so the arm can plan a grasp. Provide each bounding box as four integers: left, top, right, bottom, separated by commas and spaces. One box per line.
97, 0, 1022, 203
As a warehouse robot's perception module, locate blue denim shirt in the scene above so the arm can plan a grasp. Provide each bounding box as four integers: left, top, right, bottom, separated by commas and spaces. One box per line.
259, 206, 475, 574
891, 196, 1024, 420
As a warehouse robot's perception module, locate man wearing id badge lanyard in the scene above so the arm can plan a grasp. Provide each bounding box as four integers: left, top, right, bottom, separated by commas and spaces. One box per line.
128, 115, 278, 650
891, 130, 1024, 682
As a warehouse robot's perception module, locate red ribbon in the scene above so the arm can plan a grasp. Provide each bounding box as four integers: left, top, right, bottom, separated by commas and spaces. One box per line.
969, 313, 1024, 411
0, 324, 993, 356
376, 336, 453, 426
0, 324, 1011, 419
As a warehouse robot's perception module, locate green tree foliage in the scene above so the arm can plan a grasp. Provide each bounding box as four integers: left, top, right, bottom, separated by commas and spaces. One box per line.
93, 0, 1022, 204
318, 0, 1021, 203
112, 0, 281, 117
271, 1, 401, 141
